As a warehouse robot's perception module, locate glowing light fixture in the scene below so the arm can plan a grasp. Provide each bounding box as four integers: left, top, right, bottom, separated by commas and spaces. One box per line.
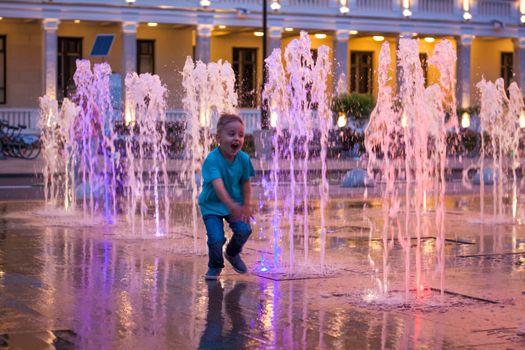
349, 30, 358, 35
270, 0, 281, 11
402, 0, 411, 17
125, 0, 135, 4
520, 110, 525, 128
147, 22, 158, 27
401, 112, 408, 128
125, 105, 135, 125
521, 0, 525, 23
74, 19, 80, 24
337, 112, 347, 128
200, 0, 211, 7
339, 0, 349, 14
270, 111, 278, 128
461, 111, 470, 129
254, 31, 264, 37
373, 35, 385, 42
424, 37, 435, 43
218, 25, 226, 29
314, 33, 327, 39
463, 0, 472, 21
285, 27, 294, 32
412, 32, 418, 37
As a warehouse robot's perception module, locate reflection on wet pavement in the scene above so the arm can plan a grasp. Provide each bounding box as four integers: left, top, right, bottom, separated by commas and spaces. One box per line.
0, 197, 525, 349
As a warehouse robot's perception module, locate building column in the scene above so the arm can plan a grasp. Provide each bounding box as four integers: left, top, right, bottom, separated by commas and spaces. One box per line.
457, 34, 473, 108
513, 36, 525, 95
268, 27, 282, 56
333, 29, 349, 95
196, 24, 212, 63
42, 18, 59, 98
122, 21, 137, 77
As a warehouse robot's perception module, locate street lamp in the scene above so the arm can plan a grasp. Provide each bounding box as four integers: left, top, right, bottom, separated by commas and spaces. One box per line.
261, 0, 269, 129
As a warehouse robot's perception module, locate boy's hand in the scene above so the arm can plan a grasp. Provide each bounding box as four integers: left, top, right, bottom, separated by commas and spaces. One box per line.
240, 205, 252, 223
230, 204, 243, 221
230, 204, 252, 223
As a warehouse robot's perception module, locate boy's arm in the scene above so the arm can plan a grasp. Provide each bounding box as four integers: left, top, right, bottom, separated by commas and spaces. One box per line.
211, 178, 242, 217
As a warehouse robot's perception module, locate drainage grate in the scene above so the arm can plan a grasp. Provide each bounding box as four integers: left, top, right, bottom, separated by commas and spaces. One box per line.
254, 271, 339, 281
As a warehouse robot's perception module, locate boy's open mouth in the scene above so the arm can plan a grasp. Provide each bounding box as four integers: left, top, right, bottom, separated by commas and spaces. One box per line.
231, 143, 240, 151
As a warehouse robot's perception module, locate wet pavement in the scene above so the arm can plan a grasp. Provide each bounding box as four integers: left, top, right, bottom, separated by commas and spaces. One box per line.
1, 193, 525, 349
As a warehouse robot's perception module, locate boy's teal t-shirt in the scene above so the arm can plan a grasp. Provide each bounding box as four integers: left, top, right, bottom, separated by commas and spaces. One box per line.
198, 147, 255, 216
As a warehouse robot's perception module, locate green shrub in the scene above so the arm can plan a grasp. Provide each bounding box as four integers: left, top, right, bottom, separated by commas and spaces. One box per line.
331, 93, 375, 123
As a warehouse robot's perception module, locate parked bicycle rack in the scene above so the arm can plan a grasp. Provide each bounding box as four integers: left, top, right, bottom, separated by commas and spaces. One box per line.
0, 120, 41, 160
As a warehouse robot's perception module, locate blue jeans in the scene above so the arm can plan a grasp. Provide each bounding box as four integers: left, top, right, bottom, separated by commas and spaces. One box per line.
203, 214, 252, 269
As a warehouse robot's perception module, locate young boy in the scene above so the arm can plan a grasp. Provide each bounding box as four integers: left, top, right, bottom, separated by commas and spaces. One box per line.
198, 113, 255, 280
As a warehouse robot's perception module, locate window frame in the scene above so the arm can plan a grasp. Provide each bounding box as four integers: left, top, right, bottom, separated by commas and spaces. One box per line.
501, 51, 513, 89
232, 47, 258, 108
350, 51, 374, 94
136, 39, 155, 75
419, 53, 429, 87
0, 35, 6, 104
57, 36, 83, 102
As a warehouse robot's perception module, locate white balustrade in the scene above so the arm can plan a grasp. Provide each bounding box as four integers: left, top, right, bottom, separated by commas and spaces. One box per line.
4, 0, 522, 24
166, 109, 187, 123
0, 106, 333, 136
418, 0, 454, 14
478, 0, 513, 18
355, 0, 392, 10
0, 109, 40, 134
287, 0, 332, 7
166, 108, 261, 135
240, 109, 261, 134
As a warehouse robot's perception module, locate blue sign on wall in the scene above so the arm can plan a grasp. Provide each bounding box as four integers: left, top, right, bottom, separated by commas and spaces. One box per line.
90, 34, 115, 57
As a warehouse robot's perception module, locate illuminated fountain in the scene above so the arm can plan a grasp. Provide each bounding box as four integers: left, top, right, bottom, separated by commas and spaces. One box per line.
261, 32, 332, 275
124, 71, 170, 236
181, 56, 237, 252
39, 60, 119, 223
38, 59, 172, 236
471, 78, 523, 222
365, 39, 458, 300
39, 96, 80, 210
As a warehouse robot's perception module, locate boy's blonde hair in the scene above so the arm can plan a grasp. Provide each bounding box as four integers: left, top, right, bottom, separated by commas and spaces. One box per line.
216, 113, 244, 135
